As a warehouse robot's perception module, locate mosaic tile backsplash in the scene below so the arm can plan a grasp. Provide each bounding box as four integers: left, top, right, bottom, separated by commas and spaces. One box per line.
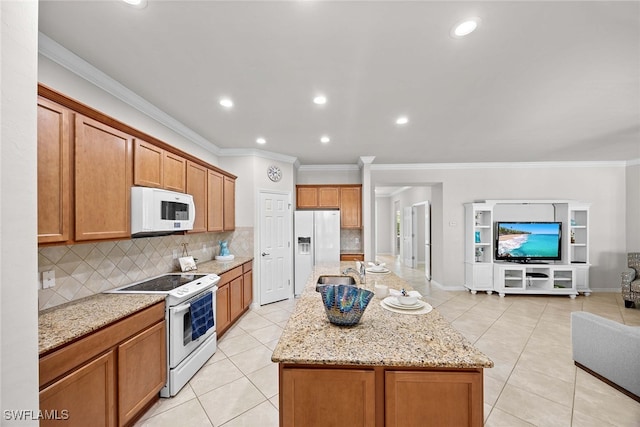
38, 227, 254, 310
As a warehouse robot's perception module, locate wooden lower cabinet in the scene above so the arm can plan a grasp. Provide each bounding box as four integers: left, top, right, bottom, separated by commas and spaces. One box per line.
216, 261, 253, 337
341, 253, 365, 261
39, 302, 165, 427
118, 322, 167, 426
280, 368, 376, 427
279, 365, 483, 427
40, 351, 116, 427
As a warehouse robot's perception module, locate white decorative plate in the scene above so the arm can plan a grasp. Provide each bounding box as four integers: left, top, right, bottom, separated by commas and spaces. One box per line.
383, 296, 424, 310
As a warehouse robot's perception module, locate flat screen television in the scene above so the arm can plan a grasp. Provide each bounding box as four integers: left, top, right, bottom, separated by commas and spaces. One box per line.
495, 221, 562, 262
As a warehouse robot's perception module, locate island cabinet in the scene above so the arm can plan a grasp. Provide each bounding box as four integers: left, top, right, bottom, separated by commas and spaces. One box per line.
37, 97, 71, 244
75, 114, 133, 241
216, 260, 253, 337
39, 301, 166, 427
279, 365, 483, 427
133, 139, 186, 193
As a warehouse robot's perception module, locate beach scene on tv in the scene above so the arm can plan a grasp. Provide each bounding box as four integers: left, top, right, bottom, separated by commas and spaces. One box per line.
496, 222, 561, 259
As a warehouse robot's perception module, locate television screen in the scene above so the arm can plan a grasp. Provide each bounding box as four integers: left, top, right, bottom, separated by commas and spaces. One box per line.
495, 222, 562, 262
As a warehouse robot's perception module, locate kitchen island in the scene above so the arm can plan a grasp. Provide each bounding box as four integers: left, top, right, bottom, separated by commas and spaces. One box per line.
272, 262, 493, 427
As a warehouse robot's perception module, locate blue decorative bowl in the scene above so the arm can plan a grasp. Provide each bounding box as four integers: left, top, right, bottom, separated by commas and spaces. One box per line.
317, 284, 374, 326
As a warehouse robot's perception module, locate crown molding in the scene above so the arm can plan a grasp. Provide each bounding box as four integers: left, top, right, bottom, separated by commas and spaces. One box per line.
218, 148, 297, 164
38, 32, 220, 155
297, 164, 361, 172
371, 160, 630, 171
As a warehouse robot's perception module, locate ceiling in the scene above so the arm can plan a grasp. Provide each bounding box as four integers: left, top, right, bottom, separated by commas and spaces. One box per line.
38, 1, 640, 166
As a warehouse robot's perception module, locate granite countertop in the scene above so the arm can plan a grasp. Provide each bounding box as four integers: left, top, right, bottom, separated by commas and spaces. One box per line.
39, 257, 253, 355
39, 293, 166, 355
195, 257, 253, 274
272, 262, 493, 369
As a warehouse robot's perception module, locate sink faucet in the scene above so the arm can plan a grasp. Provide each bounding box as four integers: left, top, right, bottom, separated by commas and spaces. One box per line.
342, 262, 366, 285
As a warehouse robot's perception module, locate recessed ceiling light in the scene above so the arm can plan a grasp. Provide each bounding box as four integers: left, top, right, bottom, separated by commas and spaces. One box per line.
122, 0, 147, 8
395, 116, 409, 125
256, 137, 266, 145
219, 98, 234, 108
451, 18, 480, 38
313, 95, 327, 105
320, 136, 330, 143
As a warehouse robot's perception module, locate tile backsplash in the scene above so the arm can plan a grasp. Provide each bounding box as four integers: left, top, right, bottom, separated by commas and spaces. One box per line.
38, 227, 254, 310
341, 229, 363, 252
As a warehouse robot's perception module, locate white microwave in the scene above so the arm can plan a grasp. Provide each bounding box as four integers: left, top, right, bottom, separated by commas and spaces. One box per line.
131, 187, 195, 237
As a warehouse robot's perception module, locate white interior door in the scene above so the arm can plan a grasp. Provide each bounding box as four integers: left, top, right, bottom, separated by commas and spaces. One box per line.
259, 191, 291, 305
411, 206, 419, 269
424, 202, 431, 280
403, 206, 413, 267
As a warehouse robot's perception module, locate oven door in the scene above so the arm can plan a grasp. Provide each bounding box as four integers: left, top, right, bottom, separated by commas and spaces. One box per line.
168, 289, 217, 368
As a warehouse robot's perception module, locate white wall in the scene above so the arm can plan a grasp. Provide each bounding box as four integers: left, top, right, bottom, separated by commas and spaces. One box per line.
372, 163, 629, 291
296, 166, 361, 184
627, 163, 640, 252
1, 1, 39, 424
375, 196, 392, 254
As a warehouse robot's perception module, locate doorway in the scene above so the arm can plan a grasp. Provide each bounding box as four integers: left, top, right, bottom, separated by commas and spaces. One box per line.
258, 190, 292, 305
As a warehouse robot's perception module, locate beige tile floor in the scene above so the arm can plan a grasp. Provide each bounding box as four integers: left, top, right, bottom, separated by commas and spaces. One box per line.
136, 256, 640, 426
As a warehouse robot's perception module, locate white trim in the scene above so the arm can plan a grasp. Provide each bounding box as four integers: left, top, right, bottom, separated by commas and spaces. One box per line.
39, 32, 220, 155
372, 160, 630, 171
297, 164, 361, 172
627, 158, 640, 166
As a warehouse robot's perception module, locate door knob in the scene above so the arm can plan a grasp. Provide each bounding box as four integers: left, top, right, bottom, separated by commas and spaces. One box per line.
262, 252, 270, 256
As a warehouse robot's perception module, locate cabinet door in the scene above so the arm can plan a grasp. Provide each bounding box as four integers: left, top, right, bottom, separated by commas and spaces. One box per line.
75, 115, 132, 241
37, 97, 71, 243
118, 321, 166, 427
186, 160, 208, 233
340, 186, 362, 228
243, 269, 253, 309
207, 170, 224, 232
281, 368, 375, 427
223, 176, 235, 231
40, 350, 116, 427
296, 187, 318, 208
385, 370, 483, 427
216, 284, 231, 336
318, 187, 340, 208
163, 152, 186, 193
133, 139, 163, 188
229, 276, 244, 320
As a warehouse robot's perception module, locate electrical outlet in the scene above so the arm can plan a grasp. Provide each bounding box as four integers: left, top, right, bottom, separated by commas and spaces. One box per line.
173, 249, 178, 259
42, 270, 55, 289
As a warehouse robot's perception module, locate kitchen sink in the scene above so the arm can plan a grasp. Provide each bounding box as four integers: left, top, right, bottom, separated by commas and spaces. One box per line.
316, 275, 357, 291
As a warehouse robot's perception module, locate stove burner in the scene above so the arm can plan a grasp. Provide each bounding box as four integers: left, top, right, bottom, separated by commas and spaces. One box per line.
122, 274, 208, 292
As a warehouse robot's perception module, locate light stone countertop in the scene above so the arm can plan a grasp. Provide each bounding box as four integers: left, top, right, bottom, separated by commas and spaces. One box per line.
272, 262, 494, 369
38, 257, 253, 355
39, 293, 166, 355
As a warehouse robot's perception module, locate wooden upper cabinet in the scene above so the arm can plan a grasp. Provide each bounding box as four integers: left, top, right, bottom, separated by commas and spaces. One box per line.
186, 160, 208, 233
75, 115, 132, 241
163, 152, 186, 193
223, 176, 236, 231
207, 170, 224, 232
318, 187, 340, 208
297, 187, 318, 209
37, 97, 71, 244
133, 140, 186, 192
133, 139, 163, 188
340, 186, 362, 228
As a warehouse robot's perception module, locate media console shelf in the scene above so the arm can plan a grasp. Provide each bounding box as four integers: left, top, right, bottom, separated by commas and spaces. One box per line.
494, 264, 577, 298
464, 200, 591, 297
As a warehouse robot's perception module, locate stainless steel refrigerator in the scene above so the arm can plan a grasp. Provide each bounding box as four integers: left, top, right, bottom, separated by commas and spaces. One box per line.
294, 210, 341, 295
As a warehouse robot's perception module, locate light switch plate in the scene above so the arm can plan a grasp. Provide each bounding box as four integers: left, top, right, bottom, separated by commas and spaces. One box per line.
42, 270, 55, 289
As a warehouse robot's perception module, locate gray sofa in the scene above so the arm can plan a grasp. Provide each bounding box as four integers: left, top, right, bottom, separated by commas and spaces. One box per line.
571, 311, 640, 402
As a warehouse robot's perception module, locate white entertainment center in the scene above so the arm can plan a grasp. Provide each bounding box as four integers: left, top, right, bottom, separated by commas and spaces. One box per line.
464, 200, 591, 298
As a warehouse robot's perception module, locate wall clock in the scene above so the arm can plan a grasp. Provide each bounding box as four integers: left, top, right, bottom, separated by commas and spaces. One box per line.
267, 165, 282, 182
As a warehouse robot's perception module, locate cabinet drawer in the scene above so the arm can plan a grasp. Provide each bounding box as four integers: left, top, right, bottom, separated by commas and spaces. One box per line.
243, 260, 253, 273
341, 254, 364, 261
219, 266, 243, 284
